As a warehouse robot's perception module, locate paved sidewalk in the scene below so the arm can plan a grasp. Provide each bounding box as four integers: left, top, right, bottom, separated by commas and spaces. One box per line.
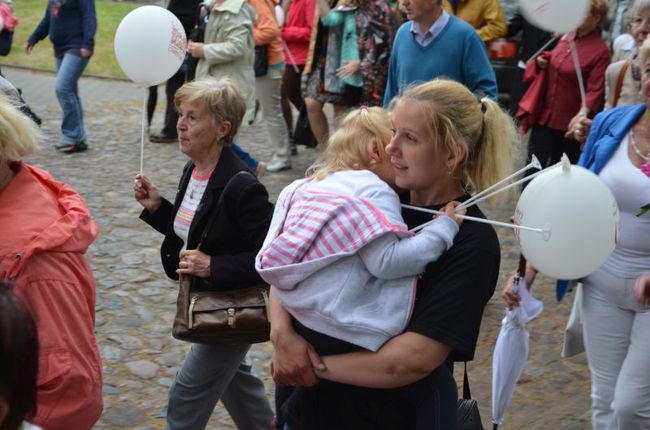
3, 65, 592, 429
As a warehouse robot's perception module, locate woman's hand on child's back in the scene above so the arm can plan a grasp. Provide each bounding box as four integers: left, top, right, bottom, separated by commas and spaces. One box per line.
441, 201, 465, 227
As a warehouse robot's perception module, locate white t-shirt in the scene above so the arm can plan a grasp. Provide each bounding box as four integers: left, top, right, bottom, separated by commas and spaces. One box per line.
599, 134, 650, 278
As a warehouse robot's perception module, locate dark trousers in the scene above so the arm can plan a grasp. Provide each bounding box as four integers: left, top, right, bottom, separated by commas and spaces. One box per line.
528, 123, 582, 166
528, 124, 582, 167
147, 69, 185, 137
281, 64, 305, 137
508, 68, 527, 117
276, 321, 457, 429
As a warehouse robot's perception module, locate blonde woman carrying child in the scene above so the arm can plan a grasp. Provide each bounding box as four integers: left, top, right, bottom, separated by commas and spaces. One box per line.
256, 106, 465, 354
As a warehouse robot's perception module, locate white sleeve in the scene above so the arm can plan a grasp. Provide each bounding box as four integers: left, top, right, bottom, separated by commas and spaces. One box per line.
358, 215, 459, 279
358, 177, 408, 228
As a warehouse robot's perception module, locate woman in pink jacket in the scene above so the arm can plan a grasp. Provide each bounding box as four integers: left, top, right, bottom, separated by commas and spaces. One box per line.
0, 97, 103, 430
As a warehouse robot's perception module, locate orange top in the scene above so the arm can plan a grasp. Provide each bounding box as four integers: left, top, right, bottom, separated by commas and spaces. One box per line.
249, 0, 285, 65
0, 163, 103, 430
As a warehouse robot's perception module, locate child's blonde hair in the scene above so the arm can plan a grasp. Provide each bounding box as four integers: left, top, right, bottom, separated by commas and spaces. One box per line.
310, 107, 392, 180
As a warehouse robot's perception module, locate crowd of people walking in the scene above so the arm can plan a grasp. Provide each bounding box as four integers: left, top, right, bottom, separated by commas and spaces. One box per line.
0, 0, 649, 429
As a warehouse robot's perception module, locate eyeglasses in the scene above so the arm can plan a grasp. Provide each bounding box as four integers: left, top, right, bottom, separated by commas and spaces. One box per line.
631, 16, 650, 28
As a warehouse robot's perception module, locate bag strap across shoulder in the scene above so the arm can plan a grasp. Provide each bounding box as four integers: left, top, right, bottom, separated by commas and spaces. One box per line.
613, 60, 630, 108
196, 170, 253, 249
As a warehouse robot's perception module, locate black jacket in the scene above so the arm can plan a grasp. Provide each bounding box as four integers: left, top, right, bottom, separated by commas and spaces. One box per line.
168, 0, 202, 36
506, 10, 555, 115
140, 147, 273, 290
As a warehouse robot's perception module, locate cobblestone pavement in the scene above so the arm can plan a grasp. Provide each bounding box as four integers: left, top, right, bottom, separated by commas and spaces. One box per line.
4, 66, 591, 429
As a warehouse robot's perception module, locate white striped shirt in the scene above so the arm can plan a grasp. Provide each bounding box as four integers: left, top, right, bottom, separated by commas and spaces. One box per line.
174, 168, 211, 247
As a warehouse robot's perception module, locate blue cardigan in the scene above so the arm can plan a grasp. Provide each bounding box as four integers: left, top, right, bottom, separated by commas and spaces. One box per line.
579, 104, 646, 173
556, 104, 645, 300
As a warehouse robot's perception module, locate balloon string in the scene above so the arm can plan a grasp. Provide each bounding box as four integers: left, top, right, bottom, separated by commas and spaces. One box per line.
458, 155, 541, 210
457, 161, 563, 210
140, 87, 146, 174
524, 35, 556, 65
403, 205, 547, 234
282, 40, 301, 74
569, 36, 587, 109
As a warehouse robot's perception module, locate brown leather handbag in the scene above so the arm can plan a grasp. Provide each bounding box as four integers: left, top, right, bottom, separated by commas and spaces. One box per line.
173, 277, 270, 344
172, 171, 271, 344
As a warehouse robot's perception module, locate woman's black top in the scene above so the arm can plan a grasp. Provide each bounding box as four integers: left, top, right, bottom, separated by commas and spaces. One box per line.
280, 196, 501, 429
140, 147, 274, 291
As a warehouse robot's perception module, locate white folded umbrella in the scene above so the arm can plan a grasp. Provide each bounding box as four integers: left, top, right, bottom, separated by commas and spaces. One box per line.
491, 277, 544, 428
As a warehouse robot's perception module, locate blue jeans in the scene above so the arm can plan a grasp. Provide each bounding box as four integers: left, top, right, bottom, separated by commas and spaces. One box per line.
55, 52, 89, 145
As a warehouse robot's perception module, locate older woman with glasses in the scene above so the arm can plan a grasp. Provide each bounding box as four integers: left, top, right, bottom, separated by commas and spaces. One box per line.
134, 78, 274, 430
604, 1, 650, 110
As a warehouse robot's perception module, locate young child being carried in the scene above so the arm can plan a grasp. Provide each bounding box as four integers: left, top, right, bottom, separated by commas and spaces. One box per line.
255, 106, 466, 353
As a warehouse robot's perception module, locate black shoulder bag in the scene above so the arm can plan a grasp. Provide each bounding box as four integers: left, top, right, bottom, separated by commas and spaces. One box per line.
254, 0, 276, 77
254, 45, 269, 77
458, 362, 484, 430
185, 3, 209, 82
172, 171, 271, 344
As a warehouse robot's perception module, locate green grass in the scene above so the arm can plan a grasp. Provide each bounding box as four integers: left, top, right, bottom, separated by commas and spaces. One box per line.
3, 0, 141, 78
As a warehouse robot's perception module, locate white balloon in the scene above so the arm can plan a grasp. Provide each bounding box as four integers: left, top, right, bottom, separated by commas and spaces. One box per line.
518, 0, 591, 33
514, 164, 619, 279
114, 6, 187, 87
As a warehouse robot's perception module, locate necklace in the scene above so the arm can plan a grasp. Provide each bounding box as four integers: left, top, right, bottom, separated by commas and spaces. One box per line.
630, 129, 650, 162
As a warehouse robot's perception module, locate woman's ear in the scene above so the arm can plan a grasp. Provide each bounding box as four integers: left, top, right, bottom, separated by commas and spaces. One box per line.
216, 121, 232, 143
367, 137, 383, 163
447, 139, 467, 172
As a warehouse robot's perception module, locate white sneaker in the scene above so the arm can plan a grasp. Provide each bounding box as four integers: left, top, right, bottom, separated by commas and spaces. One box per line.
266, 158, 291, 172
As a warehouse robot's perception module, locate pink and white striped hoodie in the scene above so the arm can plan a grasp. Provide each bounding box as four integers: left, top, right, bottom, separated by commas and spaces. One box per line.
256, 170, 458, 351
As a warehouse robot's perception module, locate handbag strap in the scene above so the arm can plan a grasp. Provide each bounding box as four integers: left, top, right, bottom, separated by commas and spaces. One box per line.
613, 60, 630, 108
463, 361, 472, 400
196, 170, 252, 250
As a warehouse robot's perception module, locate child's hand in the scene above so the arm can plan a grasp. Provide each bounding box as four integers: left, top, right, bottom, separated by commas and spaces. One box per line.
441, 201, 466, 227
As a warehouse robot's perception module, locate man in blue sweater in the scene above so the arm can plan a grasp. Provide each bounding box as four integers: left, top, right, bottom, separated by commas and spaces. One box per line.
26, 0, 97, 153
383, 0, 497, 106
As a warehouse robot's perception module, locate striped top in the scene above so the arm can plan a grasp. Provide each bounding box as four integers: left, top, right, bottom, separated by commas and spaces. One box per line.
255, 170, 459, 351
174, 168, 211, 247
259, 190, 400, 269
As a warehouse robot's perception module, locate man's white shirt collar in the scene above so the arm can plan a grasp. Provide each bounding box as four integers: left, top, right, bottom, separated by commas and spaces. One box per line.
410, 10, 450, 47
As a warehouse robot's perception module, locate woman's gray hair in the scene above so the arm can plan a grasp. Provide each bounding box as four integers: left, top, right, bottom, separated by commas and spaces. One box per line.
174, 78, 246, 146
627, 0, 650, 27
